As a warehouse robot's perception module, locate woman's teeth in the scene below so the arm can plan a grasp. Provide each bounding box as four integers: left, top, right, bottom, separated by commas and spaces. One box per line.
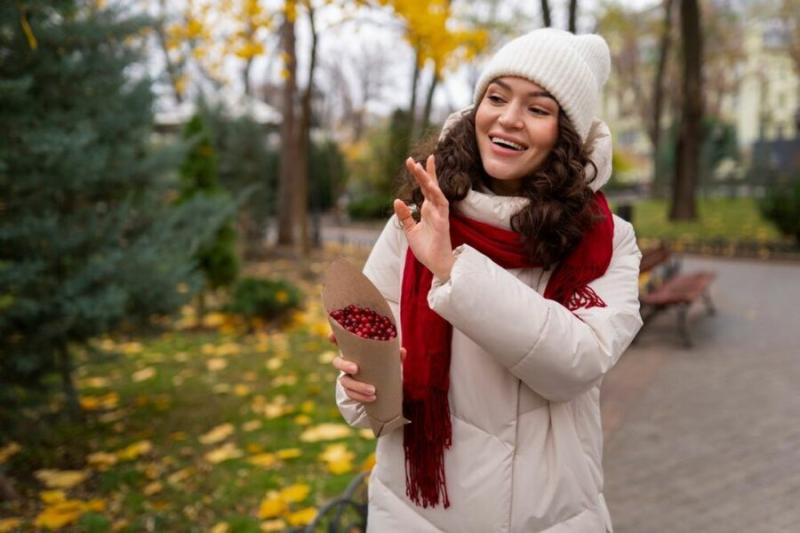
490, 137, 525, 151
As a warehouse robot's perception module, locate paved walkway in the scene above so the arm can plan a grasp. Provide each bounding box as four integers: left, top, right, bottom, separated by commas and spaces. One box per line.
602, 257, 800, 533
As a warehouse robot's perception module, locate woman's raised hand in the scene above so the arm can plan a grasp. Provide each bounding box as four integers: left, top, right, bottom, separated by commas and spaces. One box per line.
393, 155, 455, 281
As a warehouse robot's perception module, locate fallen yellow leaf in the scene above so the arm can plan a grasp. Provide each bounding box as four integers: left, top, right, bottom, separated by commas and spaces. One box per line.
210, 522, 230, 533
204, 443, 243, 464
299, 423, 352, 443
0, 442, 21, 464
271, 374, 297, 387
116, 440, 153, 461
207, 358, 227, 371
85, 499, 106, 512
233, 384, 252, 396
279, 483, 310, 503
293, 414, 312, 425
34, 500, 85, 529
0, 518, 22, 533
259, 519, 286, 532
358, 429, 375, 440
167, 467, 193, 485
132, 367, 156, 382
286, 507, 317, 527
80, 376, 111, 389
199, 423, 235, 445
34, 469, 90, 490
265, 358, 283, 371
87, 451, 118, 471
257, 493, 288, 519
40, 490, 66, 504
79, 392, 119, 411
318, 351, 337, 364
202, 312, 227, 328
276, 448, 302, 460
242, 420, 262, 432
327, 459, 353, 475
361, 452, 377, 472
143, 481, 163, 496
248, 453, 277, 468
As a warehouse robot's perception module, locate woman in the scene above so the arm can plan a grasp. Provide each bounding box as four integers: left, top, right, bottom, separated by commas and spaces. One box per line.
333, 28, 642, 532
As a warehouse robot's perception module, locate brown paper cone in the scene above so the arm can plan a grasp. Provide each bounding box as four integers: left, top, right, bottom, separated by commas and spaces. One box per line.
322, 258, 409, 438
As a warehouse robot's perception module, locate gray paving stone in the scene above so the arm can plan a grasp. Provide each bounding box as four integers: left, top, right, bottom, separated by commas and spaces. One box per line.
602, 257, 800, 533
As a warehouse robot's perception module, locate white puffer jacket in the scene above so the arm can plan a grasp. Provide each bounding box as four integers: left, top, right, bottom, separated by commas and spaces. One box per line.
336, 122, 642, 533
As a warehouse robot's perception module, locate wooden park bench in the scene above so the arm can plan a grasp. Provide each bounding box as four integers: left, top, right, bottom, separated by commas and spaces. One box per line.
638, 244, 716, 347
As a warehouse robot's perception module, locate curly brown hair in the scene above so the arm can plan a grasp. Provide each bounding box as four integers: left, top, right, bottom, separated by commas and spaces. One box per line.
397, 106, 600, 269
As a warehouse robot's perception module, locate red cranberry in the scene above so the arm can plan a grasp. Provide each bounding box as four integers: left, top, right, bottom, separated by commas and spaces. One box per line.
329, 304, 397, 340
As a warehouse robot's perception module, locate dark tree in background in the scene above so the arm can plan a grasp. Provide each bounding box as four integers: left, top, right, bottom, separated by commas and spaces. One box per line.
177, 114, 239, 320
670, 0, 704, 220
0, 1, 232, 413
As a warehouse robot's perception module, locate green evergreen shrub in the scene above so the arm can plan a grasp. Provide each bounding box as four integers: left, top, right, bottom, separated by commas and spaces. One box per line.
759, 177, 800, 246
347, 193, 394, 220
227, 277, 303, 323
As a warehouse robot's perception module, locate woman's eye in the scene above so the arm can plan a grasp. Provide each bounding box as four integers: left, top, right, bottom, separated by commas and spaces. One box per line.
529, 107, 550, 116
487, 95, 504, 104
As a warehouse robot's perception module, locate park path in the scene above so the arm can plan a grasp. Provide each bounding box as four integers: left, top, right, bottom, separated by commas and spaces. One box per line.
602, 257, 800, 533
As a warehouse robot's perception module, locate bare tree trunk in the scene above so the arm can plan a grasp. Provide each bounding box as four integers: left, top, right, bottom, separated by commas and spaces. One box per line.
0, 473, 18, 502
540, 0, 551, 27
421, 66, 440, 136
408, 47, 421, 141
57, 343, 81, 419
243, 57, 253, 96
651, 0, 674, 185
568, 0, 578, 32
155, 0, 183, 104
670, 0, 703, 221
276, 15, 298, 246
298, 0, 319, 256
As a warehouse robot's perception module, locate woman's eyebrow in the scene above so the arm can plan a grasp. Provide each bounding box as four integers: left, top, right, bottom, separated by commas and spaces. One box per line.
490, 79, 556, 101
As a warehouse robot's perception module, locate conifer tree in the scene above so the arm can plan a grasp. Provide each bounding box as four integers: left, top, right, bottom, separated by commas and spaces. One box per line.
0, 1, 232, 413
177, 113, 239, 319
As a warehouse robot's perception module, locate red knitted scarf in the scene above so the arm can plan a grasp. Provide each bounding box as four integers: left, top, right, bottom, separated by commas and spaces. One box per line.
399, 191, 614, 509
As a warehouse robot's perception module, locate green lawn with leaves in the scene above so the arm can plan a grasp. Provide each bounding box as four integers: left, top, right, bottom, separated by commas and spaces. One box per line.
619, 197, 783, 243
0, 250, 377, 533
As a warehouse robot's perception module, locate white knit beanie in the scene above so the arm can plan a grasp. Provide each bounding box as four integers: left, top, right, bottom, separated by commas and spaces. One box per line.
473, 28, 611, 143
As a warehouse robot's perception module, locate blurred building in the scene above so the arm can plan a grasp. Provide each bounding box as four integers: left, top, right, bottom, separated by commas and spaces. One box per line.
602, 14, 799, 188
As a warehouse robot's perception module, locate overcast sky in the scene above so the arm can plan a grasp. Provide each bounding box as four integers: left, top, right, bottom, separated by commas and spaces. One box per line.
150, 0, 663, 119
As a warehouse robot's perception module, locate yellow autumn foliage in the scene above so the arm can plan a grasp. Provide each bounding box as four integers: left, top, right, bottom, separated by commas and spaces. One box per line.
286, 507, 317, 527
116, 440, 152, 461
34, 469, 89, 490
200, 423, 235, 445
279, 483, 310, 503
299, 423, 353, 442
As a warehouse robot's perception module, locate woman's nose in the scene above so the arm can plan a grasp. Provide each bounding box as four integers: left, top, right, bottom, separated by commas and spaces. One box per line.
498, 104, 523, 129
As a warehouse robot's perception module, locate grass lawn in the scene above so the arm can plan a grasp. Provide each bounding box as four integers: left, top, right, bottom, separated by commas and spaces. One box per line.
616, 197, 785, 245
0, 246, 377, 533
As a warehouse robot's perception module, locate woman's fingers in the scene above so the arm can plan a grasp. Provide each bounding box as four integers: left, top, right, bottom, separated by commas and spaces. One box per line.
393, 199, 416, 232
340, 375, 377, 403
332, 355, 358, 375
406, 156, 447, 209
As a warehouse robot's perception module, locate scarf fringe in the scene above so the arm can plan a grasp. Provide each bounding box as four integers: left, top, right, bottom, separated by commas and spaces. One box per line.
565, 285, 607, 311
403, 392, 452, 509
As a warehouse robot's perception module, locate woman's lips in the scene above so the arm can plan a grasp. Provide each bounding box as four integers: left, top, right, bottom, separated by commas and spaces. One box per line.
488, 140, 525, 157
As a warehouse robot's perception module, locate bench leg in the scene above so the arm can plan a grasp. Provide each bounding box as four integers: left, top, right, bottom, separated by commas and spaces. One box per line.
677, 303, 692, 348
702, 290, 716, 315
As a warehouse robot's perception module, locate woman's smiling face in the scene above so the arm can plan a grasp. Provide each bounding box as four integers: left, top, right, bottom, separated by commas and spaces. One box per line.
475, 76, 560, 195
